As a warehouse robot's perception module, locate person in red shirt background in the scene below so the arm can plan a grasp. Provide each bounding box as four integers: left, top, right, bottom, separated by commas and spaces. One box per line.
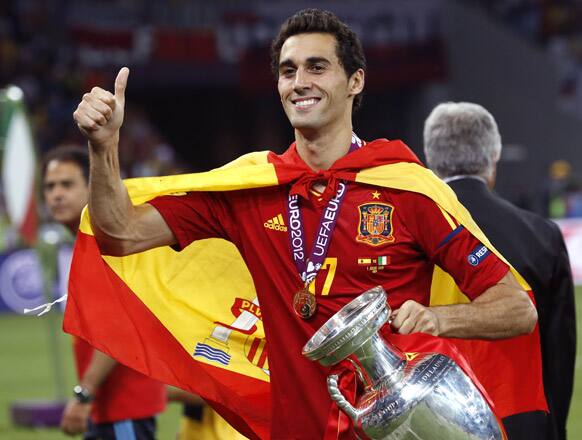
42, 145, 165, 439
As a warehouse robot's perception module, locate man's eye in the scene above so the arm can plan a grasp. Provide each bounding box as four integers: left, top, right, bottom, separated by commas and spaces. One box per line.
281, 68, 295, 77
311, 64, 325, 72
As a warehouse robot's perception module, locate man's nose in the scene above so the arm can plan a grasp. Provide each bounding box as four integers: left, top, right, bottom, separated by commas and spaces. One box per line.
48, 186, 65, 200
293, 68, 311, 90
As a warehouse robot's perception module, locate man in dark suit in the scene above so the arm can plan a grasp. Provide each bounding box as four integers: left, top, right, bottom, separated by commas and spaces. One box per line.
423, 102, 576, 440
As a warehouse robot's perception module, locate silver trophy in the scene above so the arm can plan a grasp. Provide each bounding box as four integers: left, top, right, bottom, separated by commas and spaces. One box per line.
303, 286, 503, 440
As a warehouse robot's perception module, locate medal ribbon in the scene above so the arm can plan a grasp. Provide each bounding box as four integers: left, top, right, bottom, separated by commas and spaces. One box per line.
286, 134, 362, 287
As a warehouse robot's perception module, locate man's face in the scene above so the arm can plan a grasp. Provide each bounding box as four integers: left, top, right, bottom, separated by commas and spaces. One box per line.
277, 33, 363, 132
43, 160, 88, 230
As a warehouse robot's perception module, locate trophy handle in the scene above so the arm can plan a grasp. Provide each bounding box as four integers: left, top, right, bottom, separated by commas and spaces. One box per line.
347, 357, 373, 390
327, 374, 358, 422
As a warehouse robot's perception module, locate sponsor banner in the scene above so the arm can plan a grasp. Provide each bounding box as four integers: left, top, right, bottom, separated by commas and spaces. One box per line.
554, 218, 582, 286
0, 245, 73, 314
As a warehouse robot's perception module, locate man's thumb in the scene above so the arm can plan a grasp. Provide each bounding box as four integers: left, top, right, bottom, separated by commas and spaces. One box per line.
114, 67, 129, 102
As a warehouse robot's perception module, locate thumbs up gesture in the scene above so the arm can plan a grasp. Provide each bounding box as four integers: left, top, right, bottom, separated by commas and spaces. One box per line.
73, 67, 129, 151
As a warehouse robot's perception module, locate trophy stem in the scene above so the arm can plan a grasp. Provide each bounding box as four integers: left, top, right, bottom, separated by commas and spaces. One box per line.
351, 333, 406, 389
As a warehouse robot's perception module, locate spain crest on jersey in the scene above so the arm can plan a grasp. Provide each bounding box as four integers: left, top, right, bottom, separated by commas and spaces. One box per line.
356, 203, 395, 246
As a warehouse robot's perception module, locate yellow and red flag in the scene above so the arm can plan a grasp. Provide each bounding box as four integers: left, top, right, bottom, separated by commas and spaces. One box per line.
64, 141, 545, 438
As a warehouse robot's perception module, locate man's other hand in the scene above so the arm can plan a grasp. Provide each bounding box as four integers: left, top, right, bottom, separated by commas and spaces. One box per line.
60, 398, 92, 436
391, 300, 440, 336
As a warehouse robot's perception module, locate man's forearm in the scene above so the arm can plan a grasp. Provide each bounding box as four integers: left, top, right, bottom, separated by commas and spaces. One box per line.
433, 272, 537, 339
88, 142, 136, 253
80, 350, 118, 395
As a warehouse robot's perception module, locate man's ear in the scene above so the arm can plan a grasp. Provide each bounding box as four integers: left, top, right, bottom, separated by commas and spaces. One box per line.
348, 68, 365, 97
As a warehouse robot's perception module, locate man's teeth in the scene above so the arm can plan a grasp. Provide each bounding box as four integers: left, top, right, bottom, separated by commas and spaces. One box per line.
295, 98, 317, 107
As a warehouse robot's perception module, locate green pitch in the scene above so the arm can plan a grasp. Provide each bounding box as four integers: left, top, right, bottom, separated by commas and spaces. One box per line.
0, 314, 181, 439
569, 285, 582, 438
1, 287, 581, 439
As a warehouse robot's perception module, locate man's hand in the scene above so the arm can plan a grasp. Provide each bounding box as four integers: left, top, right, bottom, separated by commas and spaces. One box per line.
60, 398, 92, 436
391, 300, 440, 336
73, 67, 129, 151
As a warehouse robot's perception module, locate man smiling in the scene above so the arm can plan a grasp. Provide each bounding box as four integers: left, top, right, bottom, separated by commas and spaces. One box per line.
71, 9, 540, 438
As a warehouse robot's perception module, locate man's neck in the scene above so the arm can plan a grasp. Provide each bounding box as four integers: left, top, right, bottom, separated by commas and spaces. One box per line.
295, 124, 353, 171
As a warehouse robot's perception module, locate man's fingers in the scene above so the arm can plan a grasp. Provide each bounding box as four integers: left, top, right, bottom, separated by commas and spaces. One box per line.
397, 317, 415, 334
74, 111, 99, 132
114, 67, 129, 103
85, 105, 109, 126
81, 94, 114, 120
392, 300, 440, 336
60, 417, 77, 436
391, 301, 413, 330
90, 87, 115, 105
74, 105, 108, 130
391, 300, 439, 335
74, 94, 115, 131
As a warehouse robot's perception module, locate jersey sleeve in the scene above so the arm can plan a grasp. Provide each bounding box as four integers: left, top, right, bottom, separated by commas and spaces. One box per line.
148, 191, 237, 251
393, 190, 509, 300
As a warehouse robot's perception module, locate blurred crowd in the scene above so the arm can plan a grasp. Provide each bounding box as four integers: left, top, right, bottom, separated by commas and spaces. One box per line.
0, 1, 185, 177
474, 0, 582, 120
543, 2, 582, 118
0, 1, 191, 253
545, 159, 582, 219
470, 0, 582, 218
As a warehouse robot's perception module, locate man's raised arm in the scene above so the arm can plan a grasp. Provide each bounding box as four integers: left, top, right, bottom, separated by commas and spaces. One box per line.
73, 67, 176, 256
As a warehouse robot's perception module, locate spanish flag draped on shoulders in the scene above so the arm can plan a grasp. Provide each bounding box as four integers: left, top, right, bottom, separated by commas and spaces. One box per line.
64, 138, 546, 439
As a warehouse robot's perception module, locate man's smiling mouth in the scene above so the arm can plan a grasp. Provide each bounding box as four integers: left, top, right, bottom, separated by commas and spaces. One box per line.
292, 97, 321, 108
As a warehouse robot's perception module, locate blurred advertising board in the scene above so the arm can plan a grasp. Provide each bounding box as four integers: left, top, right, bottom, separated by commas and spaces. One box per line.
0, 245, 72, 314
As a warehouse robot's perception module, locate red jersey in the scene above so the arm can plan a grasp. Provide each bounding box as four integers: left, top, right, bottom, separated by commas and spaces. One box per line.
73, 338, 166, 423
149, 143, 508, 439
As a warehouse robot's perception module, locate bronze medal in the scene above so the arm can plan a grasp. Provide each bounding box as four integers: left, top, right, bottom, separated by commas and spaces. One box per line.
293, 288, 317, 319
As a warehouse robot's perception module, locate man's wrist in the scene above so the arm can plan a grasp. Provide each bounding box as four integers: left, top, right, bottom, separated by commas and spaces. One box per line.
88, 135, 119, 155
73, 385, 95, 404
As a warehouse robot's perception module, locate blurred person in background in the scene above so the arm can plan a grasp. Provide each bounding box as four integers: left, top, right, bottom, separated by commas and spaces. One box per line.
545, 159, 574, 218
424, 102, 577, 440
42, 145, 166, 439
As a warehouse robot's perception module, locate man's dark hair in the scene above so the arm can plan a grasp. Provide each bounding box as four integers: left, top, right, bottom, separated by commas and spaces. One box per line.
270, 9, 367, 112
42, 145, 89, 183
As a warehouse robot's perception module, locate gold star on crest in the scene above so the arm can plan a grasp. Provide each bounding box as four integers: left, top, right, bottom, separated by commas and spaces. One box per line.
371, 190, 381, 200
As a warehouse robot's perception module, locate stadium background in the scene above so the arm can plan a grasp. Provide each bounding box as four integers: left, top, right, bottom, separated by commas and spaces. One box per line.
0, 0, 581, 438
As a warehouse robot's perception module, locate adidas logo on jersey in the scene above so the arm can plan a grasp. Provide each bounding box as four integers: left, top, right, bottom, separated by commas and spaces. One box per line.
264, 214, 288, 232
